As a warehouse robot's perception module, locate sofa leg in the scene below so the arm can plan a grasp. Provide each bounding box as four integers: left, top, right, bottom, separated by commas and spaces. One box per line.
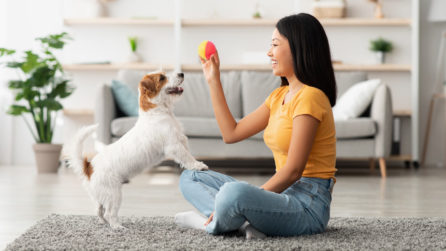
379, 157, 387, 178
369, 158, 376, 172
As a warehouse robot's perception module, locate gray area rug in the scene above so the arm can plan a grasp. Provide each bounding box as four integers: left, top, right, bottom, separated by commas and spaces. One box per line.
6, 214, 446, 250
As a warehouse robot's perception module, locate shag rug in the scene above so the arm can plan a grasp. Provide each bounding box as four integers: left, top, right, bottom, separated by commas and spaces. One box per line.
5, 214, 446, 250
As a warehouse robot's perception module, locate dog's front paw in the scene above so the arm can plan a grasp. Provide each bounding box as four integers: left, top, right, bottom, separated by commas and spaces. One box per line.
98, 217, 108, 224
110, 223, 127, 230
187, 161, 208, 171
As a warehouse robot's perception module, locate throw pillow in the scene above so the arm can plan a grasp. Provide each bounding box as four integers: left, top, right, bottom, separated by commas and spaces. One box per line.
111, 79, 139, 117
332, 79, 381, 120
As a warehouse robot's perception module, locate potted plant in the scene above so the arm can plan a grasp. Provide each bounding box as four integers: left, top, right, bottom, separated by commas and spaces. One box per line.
370, 37, 393, 64
0, 32, 74, 173
252, 1, 264, 19
127, 36, 142, 63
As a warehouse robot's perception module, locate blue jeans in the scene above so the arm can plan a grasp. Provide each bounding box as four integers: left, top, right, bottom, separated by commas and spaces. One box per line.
179, 169, 334, 237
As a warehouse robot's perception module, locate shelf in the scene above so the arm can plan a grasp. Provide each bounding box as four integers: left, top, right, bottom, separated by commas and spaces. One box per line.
64, 18, 174, 26
387, 154, 412, 161
394, 110, 412, 117
182, 19, 278, 27
63, 109, 94, 117
182, 18, 411, 27
181, 64, 272, 71
319, 18, 411, 26
63, 63, 174, 71
182, 63, 411, 72
64, 18, 411, 27
333, 63, 411, 72
63, 63, 411, 72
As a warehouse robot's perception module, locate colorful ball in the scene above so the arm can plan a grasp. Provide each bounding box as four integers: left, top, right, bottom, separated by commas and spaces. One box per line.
198, 40, 217, 60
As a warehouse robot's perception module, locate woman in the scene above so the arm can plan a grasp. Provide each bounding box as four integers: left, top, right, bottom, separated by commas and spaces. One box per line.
175, 13, 337, 238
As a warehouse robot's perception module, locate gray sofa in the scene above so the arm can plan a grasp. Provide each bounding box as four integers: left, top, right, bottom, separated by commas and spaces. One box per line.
95, 70, 392, 177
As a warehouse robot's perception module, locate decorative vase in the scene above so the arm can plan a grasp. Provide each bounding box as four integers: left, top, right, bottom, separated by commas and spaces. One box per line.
33, 143, 62, 173
374, 2, 384, 19
375, 51, 385, 64
127, 51, 142, 63
91, 0, 108, 17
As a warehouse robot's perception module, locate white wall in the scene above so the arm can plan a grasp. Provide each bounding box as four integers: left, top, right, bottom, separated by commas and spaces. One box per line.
0, 0, 13, 165
0, 0, 444, 166
0, 0, 66, 165
420, 0, 446, 167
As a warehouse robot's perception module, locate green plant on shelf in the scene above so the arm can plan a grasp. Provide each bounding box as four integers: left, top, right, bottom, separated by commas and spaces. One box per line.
129, 36, 138, 52
0, 32, 74, 143
369, 37, 393, 53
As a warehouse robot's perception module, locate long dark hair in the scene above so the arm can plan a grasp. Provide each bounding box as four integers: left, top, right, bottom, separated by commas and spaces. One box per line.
276, 13, 337, 107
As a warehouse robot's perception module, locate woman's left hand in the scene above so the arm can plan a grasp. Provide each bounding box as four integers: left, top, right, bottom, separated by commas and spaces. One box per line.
204, 212, 214, 226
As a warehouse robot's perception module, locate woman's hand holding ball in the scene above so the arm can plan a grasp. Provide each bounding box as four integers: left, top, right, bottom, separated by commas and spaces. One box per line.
198, 40, 220, 86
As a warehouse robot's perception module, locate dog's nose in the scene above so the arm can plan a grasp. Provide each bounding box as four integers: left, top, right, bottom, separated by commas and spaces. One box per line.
177, 73, 184, 78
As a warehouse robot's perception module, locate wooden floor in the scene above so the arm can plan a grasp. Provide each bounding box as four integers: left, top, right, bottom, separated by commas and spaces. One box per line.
1, 164, 446, 249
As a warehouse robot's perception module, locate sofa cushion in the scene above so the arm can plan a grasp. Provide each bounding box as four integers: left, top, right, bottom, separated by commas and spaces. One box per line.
333, 79, 381, 120
110, 116, 265, 141
177, 116, 264, 140
241, 71, 281, 116
335, 118, 376, 139
116, 69, 146, 92
111, 80, 139, 117
177, 117, 223, 138
174, 71, 242, 118
111, 117, 137, 137
334, 71, 368, 98
110, 116, 234, 139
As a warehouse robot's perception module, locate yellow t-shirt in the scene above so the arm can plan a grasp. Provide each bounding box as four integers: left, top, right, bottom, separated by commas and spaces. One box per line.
263, 85, 337, 180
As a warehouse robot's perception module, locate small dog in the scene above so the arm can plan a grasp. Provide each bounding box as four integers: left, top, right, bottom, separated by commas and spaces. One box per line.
65, 72, 208, 229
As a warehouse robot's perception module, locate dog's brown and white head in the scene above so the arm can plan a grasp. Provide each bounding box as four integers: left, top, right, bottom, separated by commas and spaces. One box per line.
139, 72, 184, 112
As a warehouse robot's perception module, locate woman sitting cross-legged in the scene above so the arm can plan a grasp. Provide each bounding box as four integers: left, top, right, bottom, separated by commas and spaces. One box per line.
175, 13, 337, 239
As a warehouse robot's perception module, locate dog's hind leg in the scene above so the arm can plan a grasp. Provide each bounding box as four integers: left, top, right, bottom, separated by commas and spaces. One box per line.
104, 188, 124, 229
97, 203, 107, 224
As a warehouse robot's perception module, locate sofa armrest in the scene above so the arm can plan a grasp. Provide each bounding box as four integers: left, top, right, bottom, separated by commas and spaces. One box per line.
370, 84, 393, 158
94, 84, 116, 144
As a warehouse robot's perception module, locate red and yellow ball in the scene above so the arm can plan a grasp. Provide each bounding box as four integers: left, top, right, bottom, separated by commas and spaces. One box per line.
198, 40, 217, 60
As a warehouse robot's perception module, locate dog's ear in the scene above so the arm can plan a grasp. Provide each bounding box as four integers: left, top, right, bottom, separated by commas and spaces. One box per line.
139, 76, 157, 111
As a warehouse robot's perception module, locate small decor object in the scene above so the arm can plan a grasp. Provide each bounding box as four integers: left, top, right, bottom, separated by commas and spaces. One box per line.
127, 36, 142, 63
368, 0, 384, 19
370, 37, 393, 64
252, 1, 264, 19
312, 0, 346, 19
94, 0, 115, 17
0, 32, 74, 173
198, 40, 217, 61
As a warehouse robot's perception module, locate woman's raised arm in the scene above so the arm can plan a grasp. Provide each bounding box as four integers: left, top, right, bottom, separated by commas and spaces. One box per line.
201, 52, 270, 144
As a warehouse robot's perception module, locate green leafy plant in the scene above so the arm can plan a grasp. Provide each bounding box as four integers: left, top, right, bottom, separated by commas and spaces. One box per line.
128, 36, 138, 52
369, 37, 393, 53
0, 32, 74, 143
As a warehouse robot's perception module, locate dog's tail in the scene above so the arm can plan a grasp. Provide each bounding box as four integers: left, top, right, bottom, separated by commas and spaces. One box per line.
64, 124, 98, 179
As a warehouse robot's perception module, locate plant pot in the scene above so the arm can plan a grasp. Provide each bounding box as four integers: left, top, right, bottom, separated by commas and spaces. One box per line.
127, 51, 142, 63
33, 143, 62, 174
375, 51, 385, 64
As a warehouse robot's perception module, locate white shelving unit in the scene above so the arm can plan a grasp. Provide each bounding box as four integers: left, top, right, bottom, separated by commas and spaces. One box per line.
63, 17, 411, 27
62, 0, 420, 163
64, 18, 174, 26
62, 63, 411, 72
